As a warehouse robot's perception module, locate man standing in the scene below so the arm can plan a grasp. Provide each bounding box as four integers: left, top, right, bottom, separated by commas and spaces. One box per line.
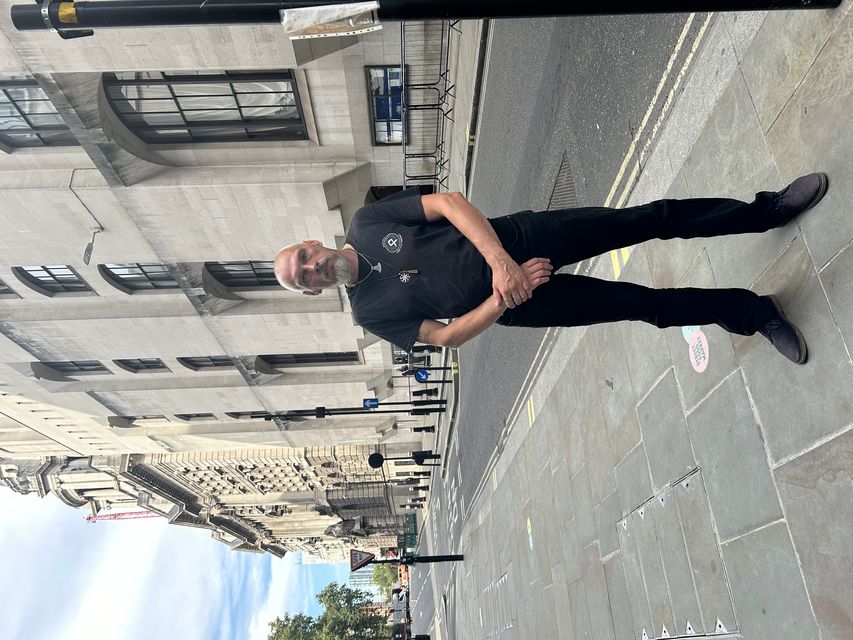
273, 174, 827, 365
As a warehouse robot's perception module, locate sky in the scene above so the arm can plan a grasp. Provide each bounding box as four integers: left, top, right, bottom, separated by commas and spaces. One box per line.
0, 488, 350, 640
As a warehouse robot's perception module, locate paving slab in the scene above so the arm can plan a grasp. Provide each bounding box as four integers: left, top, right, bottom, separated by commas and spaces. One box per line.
722, 522, 820, 640
774, 427, 853, 640
602, 555, 635, 640
685, 372, 782, 541
570, 466, 597, 551
567, 578, 593, 640
593, 490, 621, 559
617, 516, 654, 640
614, 442, 654, 514
821, 242, 853, 357
740, 236, 853, 462
580, 396, 616, 505
581, 543, 616, 640
637, 369, 696, 492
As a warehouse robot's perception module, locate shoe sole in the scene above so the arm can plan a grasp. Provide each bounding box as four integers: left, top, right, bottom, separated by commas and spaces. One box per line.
803, 172, 829, 212
767, 295, 808, 365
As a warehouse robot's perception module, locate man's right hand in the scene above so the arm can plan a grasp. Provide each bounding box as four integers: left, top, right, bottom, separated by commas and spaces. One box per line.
493, 257, 552, 309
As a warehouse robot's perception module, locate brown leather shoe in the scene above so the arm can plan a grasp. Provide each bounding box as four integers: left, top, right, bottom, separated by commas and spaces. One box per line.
773, 173, 828, 226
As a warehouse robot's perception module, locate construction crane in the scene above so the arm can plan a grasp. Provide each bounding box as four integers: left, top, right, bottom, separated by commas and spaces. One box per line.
84, 510, 160, 523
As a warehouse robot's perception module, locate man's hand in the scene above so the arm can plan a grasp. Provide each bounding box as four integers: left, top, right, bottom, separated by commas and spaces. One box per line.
492, 253, 532, 309
492, 257, 553, 309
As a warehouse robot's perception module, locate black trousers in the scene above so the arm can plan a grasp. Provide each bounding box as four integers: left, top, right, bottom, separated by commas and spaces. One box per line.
492, 191, 781, 336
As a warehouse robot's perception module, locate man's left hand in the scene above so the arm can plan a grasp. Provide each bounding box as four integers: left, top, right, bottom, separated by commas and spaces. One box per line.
491, 253, 532, 309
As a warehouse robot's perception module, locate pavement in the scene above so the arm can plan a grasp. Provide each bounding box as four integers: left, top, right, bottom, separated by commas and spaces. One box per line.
416, 3, 853, 640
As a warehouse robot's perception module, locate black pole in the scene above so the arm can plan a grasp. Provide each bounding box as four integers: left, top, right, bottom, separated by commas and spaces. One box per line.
11, 0, 843, 32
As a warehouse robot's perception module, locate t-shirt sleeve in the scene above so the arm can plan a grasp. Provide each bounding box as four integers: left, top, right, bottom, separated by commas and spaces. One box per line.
361, 187, 428, 226
359, 315, 422, 353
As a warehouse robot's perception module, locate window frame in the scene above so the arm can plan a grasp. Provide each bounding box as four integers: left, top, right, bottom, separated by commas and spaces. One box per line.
12, 265, 94, 297
98, 263, 180, 294
365, 65, 405, 146
0, 278, 18, 299
0, 76, 77, 149
113, 358, 171, 374
41, 360, 111, 376
258, 352, 361, 369
102, 70, 308, 144
177, 356, 236, 372
203, 261, 278, 291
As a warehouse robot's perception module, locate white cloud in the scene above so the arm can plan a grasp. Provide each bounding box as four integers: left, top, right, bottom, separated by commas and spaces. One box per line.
247, 554, 300, 640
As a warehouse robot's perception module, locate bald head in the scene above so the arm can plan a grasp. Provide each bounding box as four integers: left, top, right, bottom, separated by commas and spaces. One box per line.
273, 240, 355, 295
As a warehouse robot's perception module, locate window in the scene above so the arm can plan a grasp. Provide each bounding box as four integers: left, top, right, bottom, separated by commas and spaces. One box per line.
99, 263, 179, 293
103, 70, 307, 144
225, 411, 269, 419
0, 278, 17, 298
259, 352, 359, 368
113, 358, 169, 373
174, 413, 216, 421
204, 261, 276, 289
42, 360, 109, 375
13, 266, 93, 296
177, 356, 235, 371
366, 66, 403, 145
1, 76, 77, 148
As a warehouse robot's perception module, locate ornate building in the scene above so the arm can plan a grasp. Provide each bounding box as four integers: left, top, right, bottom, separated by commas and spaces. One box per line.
1, 443, 422, 560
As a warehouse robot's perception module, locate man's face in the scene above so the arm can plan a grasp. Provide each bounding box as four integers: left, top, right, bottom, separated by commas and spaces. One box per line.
276, 241, 351, 294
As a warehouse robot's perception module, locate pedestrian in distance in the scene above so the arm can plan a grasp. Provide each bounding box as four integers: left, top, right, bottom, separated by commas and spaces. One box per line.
274, 174, 829, 365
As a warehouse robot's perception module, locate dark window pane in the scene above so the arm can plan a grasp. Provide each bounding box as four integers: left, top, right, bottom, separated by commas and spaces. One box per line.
205, 261, 276, 288
44, 360, 108, 374
14, 265, 91, 295
101, 263, 179, 292
0, 76, 75, 147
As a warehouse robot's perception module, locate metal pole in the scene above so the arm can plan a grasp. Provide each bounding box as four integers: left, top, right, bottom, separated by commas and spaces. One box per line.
11, 0, 842, 32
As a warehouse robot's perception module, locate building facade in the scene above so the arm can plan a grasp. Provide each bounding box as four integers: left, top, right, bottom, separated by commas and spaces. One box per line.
0, 4, 445, 558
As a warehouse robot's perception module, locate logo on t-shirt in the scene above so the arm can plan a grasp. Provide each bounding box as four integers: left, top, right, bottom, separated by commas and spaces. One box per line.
382, 233, 403, 254
399, 272, 411, 283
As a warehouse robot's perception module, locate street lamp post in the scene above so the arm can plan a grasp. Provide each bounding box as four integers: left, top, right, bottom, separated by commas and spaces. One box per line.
11, 0, 843, 36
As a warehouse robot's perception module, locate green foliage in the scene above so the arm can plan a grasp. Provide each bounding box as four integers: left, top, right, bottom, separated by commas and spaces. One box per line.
265, 583, 387, 640
266, 613, 316, 640
371, 563, 397, 601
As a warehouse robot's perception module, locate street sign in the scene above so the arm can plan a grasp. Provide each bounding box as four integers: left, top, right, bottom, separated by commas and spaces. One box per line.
350, 548, 376, 571
363, 397, 380, 409
414, 369, 430, 382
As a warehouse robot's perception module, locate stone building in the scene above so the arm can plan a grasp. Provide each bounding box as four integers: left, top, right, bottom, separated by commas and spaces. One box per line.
0, 4, 446, 556
1, 443, 420, 559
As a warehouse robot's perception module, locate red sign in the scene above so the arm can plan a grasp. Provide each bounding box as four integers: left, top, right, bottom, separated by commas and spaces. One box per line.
350, 548, 376, 571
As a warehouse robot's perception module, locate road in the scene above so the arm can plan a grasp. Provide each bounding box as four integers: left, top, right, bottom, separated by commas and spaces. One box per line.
413, 12, 711, 639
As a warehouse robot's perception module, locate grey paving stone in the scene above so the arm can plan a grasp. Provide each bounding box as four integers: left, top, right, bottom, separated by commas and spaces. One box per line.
739, 236, 853, 462
516, 499, 539, 589
798, 119, 853, 271
674, 473, 737, 634
582, 543, 616, 640
631, 506, 677, 638
568, 578, 593, 640
535, 582, 560, 639
595, 323, 637, 451
614, 442, 654, 514
610, 408, 642, 468
686, 372, 782, 541
533, 463, 557, 587
722, 10, 767, 63
637, 369, 696, 492
663, 250, 738, 412
594, 490, 622, 558
570, 331, 602, 412
722, 522, 820, 640
571, 466, 597, 550
580, 396, 616, 505
766, 10, 853, 183
550, 561, 577, 640
603, 555, 635, 640
775, 428, 853, 640
550, 460, 577, 560
560, 405, 586, 480
821, 243, 853, 358
650, 486, 703, 636
618, 518, 654, 640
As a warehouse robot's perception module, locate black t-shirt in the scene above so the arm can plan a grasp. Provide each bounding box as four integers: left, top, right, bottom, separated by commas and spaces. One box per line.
345, 189, 492, 351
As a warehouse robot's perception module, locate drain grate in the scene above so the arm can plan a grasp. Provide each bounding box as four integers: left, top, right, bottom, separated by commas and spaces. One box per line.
547, 151, 579, 211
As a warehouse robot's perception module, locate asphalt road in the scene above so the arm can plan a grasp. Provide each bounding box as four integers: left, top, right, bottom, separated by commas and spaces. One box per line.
457, 13, 709, 506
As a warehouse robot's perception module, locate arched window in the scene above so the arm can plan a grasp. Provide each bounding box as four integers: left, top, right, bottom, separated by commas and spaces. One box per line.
99, 263, 179, 293
13, 265, 93, 296
1, 76, 76, 148
177, 356, 235, 371
103, 71, 307, 144
204, 261, 276, 290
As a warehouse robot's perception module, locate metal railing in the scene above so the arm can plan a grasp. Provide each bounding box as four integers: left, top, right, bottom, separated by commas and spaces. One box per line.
401, 20, 458, 191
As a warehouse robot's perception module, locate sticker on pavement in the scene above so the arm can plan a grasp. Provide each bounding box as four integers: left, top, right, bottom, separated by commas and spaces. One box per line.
688, 330, 709, 373
681, 325, 701, 343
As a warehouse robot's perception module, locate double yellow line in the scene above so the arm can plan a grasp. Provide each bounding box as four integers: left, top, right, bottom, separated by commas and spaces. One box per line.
604, 13, 713, 279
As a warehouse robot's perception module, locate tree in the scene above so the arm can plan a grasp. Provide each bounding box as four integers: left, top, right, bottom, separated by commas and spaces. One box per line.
265, 584, 387, 640
315, 583, 387, 640
267, 613, 316, 640
372, 562, 397, 601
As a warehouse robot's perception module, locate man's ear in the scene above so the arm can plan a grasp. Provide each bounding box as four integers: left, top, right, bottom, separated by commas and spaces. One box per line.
302, 289, 322, 296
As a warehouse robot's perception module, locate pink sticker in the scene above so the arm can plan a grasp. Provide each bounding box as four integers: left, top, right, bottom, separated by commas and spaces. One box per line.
688, 330, 710, 373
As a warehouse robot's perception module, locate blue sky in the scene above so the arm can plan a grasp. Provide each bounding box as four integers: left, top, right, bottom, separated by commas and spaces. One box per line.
0, 488, 349, 640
